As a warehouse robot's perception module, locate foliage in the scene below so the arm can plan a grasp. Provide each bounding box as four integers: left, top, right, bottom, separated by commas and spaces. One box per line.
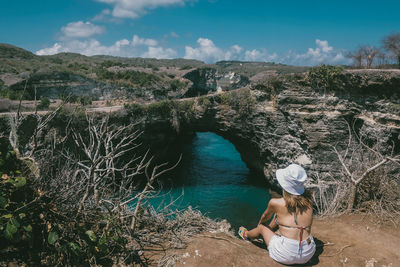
179, 65, 193, 70
197, 96, 211, 108
96, 68, 160, 87
147, 100, 175, 116
36, 97, 50, 110
307, 64, 343, 93
0, 44, 35, 59
382, 32, 400, 67
0, 87, 28, 100
169, 79, 187, 92
253, 76, 284, 100
58, 94, 92, 106
100, 60, 128, 68
309, 121, 400, 220
218, 89, 256, 117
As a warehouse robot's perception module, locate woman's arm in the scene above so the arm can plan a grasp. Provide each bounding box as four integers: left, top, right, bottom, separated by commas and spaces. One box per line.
258, 198, 277, 225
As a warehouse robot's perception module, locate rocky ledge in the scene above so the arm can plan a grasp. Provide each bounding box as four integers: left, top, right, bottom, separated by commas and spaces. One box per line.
134, 69, 400, 186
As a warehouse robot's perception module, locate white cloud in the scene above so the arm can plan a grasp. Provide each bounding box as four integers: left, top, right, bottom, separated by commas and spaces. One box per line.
61, 21, 105, 39
142, 46, 177, 58
283, 39, 350, 66
37, 39, 126, 56
184, 38, 224, 63
316, 39, 333, 53
36, 43, 64, 56
37, 31, 350, 66
36, 35, 176, 59
184, 38, 277, 63
92, 9, 111, 21
132, 35, 158, 46
95, 0, 186, 19
244, 49, 277, 62
231, 45, 242, 54
170, 31, 179, 38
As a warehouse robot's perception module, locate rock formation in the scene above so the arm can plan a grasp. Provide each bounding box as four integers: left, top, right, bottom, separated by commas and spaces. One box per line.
136, 69, 400, 186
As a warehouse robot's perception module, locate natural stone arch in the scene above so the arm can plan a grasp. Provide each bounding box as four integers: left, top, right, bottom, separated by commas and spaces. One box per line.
137, 84, 400, 187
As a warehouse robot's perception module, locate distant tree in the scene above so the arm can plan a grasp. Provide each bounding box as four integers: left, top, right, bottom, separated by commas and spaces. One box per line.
382, 32, 400, 68
347, 46, 380, 68
375, 50, 387, 66
346, 47, 363, 68
360, 46, 380, 68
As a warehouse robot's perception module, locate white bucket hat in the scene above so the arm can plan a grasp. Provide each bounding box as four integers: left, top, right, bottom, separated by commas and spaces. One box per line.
276, 164, 308, 195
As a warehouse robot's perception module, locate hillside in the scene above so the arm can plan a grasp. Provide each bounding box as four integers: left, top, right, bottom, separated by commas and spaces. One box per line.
0, 43, 308, 102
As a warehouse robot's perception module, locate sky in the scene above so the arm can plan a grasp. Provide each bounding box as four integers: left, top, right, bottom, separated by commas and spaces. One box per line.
1, 0, 399, 65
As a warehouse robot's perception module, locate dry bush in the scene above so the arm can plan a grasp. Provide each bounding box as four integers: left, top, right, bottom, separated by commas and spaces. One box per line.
307, 173, 350, 216
308, 120, 400, 224
5, 109, 231, 265
357, 165, 400, 223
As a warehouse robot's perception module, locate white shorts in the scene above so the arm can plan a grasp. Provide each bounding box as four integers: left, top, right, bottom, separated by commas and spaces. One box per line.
268, 234, 316, 265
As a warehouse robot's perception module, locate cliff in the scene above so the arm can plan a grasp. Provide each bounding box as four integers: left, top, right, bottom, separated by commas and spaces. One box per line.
129, 69, 400, 186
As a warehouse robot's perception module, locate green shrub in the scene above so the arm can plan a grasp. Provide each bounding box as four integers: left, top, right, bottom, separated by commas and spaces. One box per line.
197, 96, 211, 108
125, 103, 146, 117
36, 97, 50, 110
179, 65, 193, 70
254, 76, 284, 100
307, 64, 343, 92
169, 79, 187, 91
147, 100, 174, 116
96, 69, 160, 87
217, 89, 256, 117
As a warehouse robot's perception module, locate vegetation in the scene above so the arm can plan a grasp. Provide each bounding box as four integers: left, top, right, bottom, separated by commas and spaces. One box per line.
310, 120, 400, 221
0, 106, 229, 266
307, 65, 343, 93
0, 44, 35, 59
169, 79, 187, 92
347, 32, 400, 68
215, 61, 309, 77
125, 99, 196, 121
36, 97, 50, 110
217, 89, 256, 117
95, 68, 160, 87
253, 76, 284, 101
346, 46, 382, 68
382, 32, 400, 67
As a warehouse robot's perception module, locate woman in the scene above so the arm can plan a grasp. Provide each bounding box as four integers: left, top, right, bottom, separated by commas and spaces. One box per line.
238, 164, 316, 265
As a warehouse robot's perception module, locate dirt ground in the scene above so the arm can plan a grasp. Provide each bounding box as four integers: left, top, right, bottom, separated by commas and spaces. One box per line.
170, 214, 399, 267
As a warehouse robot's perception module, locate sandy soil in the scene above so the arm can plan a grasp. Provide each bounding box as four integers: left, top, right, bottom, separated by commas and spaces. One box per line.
172, 215, 399, 267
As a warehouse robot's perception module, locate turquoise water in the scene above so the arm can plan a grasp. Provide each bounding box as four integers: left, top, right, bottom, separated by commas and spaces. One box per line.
148, 132, 270, 230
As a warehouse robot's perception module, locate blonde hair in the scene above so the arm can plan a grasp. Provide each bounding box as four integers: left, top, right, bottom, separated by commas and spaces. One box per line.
283, 189, 313, 214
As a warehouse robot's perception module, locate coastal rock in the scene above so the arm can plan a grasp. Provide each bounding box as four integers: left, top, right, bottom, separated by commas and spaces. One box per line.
183, 67, 250, 97
140, 70, 400, 186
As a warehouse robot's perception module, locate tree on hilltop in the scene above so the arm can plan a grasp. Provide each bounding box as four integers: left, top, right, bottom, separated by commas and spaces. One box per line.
346, 46, 380, 68
382, 32, 400, 68
346, 47, 363, 68
361, 46, 380, 68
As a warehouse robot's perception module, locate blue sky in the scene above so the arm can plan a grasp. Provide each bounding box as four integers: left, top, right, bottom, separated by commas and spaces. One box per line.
1, 0, 399, 65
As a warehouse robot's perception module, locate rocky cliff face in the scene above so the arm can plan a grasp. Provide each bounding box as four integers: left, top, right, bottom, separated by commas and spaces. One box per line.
9, 72, 118, 99
183, 67, 250, 97
137, 70, 400, 186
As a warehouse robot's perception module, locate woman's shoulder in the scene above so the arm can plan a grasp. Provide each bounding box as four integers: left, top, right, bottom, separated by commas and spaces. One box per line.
269, 197, 285, 207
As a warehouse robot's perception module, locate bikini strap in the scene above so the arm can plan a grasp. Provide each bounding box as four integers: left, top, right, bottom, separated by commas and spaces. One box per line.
275, 215, 310, 231
298, 226, 303, 255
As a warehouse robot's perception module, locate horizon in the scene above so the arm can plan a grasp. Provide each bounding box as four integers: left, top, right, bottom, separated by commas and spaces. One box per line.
1, 0, 400, 65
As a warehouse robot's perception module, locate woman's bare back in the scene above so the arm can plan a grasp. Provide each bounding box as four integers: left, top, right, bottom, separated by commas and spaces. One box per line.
273, 198, 313, 241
